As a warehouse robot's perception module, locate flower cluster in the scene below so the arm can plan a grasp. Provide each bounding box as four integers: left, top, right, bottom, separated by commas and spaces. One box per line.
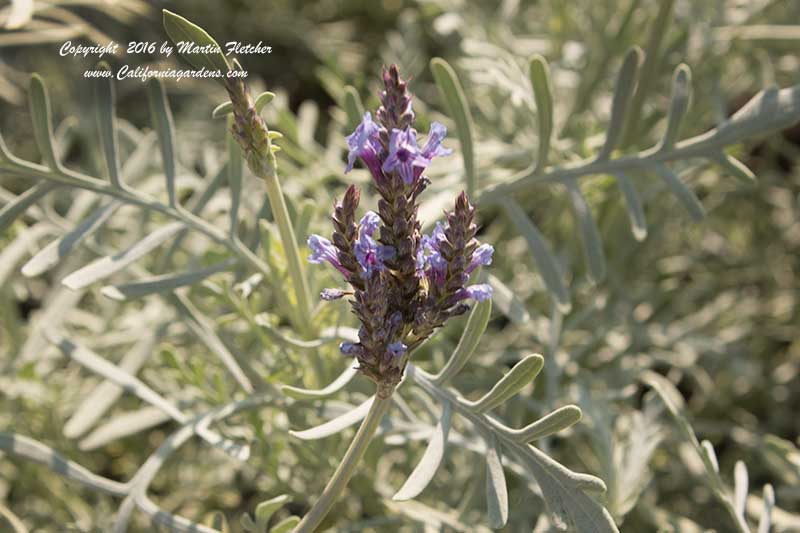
308, 65, 493, 397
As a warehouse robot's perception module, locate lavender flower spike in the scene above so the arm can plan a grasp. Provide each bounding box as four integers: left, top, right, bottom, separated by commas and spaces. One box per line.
308, 234, 349, 277
306, 65, 493, 397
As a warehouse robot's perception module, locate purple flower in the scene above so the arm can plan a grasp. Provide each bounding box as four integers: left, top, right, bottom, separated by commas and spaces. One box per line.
387, 341, 407, 358
354, 232, 395, 277
340, 342, 361, 356
418, 223, 448, 282
359, 211, 380, 237
382, 127, 429, 184
389, 311, 403, 327
421, 122, 453, 160
345, 112, 383, 178
467, 243, 494, 273
320, 288, 348, 300
415, 245, 426, 276
308, 234, 349, 277
457, 283, 493, 302
430, 222, 448, 248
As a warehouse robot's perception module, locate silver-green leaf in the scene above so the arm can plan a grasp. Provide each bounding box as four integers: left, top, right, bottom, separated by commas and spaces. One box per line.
505, 199, 571, 312
393, 400, 452, 501
464, 354, 544, 413
431, 58, 476, 196
433, 299, 492, 385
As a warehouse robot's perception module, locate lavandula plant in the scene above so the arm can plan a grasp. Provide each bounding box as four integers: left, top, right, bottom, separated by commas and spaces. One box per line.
308, 64, 493, 398
297, 65, 493, 531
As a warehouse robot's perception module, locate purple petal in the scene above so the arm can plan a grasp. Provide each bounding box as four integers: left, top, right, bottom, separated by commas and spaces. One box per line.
354, 233, 393, 277
359, 211, 381, 237
340, 342, 360, 356
467, 243, 494, 273
345, 112, 383, 177
432, 222, 447, 247
307, 234, 348, 276
382, 127, 430, 184
320, 288, 347, 300
387, 341, 407, 358
307, 235, 337, 264
418, 224, 449, 283
460, 283, 493, 301
421, 122, 453, 159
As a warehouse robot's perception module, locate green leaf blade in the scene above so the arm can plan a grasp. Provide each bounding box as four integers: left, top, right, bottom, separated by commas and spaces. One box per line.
529, 54, 554, 172
505, 199, 571, 312
660, 64, 692, 150
652, 164, 705, 221
505, 405, 582, 443
162, 10, 230, 76
95, 62, 122, 188
468, 354, 544, 413
22, 201, 119, 278
565, 179, 606, 283
598, 47, 642, 161
101, 260, 234, 301
485, 432, 508, 529
0, 182, 57, 235
147, 79, 178, 207
282, 365, 358, 400
433, 299, 492, 385
393, 400, 452, 501
430, 58, 476, 196
28, 74, 62, 171
289, 397, 373, 440
61, 222, 183, 290
612, 171, 647, 241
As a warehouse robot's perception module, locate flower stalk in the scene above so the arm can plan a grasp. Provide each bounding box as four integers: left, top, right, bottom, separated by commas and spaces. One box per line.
294, 395, 392, 532
225, 73, 314, 334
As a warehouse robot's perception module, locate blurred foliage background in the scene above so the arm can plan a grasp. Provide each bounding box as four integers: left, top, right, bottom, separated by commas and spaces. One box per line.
1, 0, 799, 531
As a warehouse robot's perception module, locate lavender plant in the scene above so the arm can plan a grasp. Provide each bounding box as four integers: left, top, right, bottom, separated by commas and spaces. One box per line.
2, 3, 800, 532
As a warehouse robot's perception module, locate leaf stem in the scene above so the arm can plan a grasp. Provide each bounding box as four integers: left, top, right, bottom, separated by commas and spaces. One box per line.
294, 394, 392, 532
0, 159, 275, 287
261, 168, 314, 335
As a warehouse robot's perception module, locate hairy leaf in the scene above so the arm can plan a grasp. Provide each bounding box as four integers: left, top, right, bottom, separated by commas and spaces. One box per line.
431, 58, 476, 196
528, 54, 554, 172
433, 299, 492, 384
393, 400, 452, 501
464, 354, 543, 413
485, 431, 508, 528
505, 199, 570, 312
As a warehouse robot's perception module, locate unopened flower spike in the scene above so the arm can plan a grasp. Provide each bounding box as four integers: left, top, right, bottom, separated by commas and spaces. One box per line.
307, 64, 493, 398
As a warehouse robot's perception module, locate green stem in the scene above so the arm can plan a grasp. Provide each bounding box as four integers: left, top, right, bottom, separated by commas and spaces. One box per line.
262, 169, 314, 335
1, 159, 275, 280
294, 394, 392, 532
